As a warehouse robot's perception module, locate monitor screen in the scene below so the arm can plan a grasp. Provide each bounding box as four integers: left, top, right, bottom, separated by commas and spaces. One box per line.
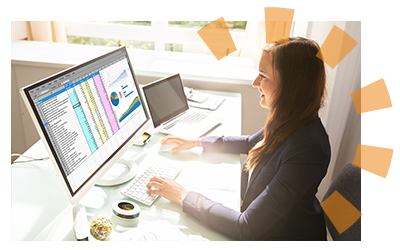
20, 47, 150, 200
142, 74, 188, 128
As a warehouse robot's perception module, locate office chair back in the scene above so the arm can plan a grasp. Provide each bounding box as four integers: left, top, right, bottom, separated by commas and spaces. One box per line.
322, 163, 361, 240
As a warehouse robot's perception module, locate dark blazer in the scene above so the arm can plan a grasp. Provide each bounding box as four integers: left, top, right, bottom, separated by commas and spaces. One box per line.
182, 116, 331, 240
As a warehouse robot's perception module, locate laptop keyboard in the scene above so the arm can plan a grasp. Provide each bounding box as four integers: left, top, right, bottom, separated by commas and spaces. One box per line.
164, 112, 207, 130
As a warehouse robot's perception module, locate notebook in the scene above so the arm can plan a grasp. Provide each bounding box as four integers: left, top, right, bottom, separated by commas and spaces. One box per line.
184, 87, 226, 111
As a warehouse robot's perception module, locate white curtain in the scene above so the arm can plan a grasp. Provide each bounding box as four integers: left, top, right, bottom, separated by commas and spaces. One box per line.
310, 21, 361, 200
239, 21, 266, 61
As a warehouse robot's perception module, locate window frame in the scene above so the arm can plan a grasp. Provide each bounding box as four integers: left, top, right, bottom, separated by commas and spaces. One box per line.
64, 21, 249, 54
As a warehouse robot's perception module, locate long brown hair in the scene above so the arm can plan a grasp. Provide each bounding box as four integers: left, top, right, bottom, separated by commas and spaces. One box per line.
246, 37, 327, 172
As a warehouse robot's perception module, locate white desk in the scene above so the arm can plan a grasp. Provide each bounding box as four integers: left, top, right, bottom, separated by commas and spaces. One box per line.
11, 90, 241, 241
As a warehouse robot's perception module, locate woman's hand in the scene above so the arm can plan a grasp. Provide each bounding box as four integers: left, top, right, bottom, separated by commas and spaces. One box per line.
146, 176, 187, 205
160, 136, 201, 153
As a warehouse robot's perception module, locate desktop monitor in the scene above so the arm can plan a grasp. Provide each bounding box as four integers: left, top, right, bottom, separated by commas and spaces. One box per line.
20, 46, 151, 204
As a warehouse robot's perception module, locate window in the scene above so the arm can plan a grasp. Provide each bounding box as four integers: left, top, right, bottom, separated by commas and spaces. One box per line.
64, 21, 255, 58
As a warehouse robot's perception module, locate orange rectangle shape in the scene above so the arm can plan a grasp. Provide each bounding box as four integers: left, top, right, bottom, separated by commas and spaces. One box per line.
350, 89, 361, 114
265, 21, 287, 44
352, 144, 393, 178
350, 78, 392, 114
213, 16, 225, 21
361, 77, 393, 113
316, 25, 358, 69
264, 7, 295, 21
197, 17, 237, 61
264, 7, 294, 45
320, 190, 362, 234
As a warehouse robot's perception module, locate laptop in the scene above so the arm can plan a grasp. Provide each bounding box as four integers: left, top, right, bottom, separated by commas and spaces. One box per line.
142, 74, 222, 138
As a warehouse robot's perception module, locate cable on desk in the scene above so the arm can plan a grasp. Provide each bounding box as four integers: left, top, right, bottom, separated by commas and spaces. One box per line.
11, 153, 50, 164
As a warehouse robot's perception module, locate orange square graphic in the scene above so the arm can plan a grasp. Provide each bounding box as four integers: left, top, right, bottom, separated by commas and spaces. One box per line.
350, 87, 362, 114
351, 78, 392, 114
316, 25, 358, 68
353, 144, 393, 178
321, 191, 362, 234
197, 17, 237, 61
264, 7, 294, 45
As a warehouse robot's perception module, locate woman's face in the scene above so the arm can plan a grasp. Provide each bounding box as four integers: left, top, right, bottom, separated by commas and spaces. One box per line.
252, 51, 278, 109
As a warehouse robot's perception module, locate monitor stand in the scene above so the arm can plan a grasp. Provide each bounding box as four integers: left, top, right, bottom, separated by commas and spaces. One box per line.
95, 159, 137, 186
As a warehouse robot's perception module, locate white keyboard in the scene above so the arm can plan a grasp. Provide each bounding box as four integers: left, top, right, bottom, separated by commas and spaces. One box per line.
121, 157, 183, 206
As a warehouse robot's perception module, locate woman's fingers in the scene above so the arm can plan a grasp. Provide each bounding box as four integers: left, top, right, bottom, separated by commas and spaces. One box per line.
160, 136, 183, 145
146, 176, 166, 194
146, 176, 166, 186
145, 176, 187, 204
146, 180, 162, 189
160, 136, 199, 153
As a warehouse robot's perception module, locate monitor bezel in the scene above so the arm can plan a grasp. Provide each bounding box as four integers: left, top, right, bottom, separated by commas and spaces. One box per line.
19, 46, 151, 204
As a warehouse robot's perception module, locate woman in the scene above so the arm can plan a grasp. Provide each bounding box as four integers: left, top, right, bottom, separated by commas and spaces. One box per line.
146, 37, 331, 241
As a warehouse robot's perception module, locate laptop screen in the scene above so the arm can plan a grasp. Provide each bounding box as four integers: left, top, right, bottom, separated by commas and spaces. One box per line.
142, 74, 188, 128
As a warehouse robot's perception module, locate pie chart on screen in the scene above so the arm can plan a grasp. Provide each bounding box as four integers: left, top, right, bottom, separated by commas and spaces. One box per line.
110, 92, 120, 106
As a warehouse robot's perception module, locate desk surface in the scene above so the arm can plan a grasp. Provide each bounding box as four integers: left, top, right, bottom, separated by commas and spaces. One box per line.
11, 90, 241, 241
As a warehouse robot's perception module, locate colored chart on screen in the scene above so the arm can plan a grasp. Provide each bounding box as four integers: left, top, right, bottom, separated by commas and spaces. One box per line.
119, 96, 141, 122
108, 69, 128, 88
110, 92, 120, 106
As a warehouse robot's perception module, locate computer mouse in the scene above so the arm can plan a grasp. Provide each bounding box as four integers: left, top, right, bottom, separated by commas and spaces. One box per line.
159, 143, 180, 151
